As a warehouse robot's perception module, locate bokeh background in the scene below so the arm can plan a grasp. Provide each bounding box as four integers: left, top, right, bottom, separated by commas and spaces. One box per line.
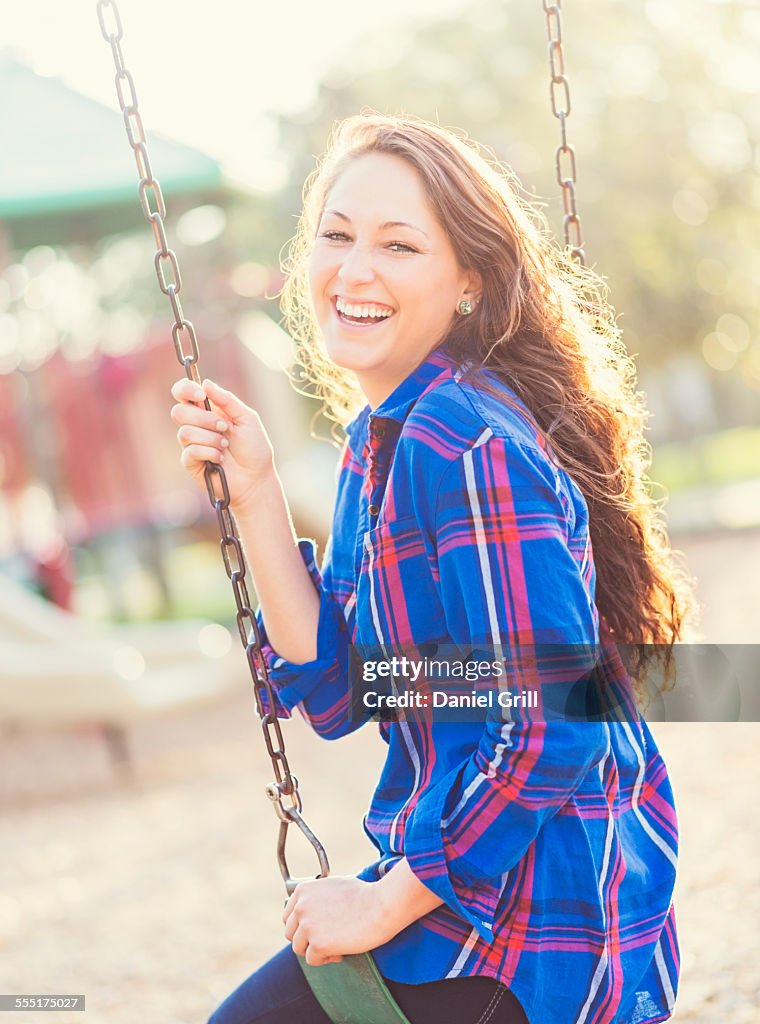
1, 1, 758, 1021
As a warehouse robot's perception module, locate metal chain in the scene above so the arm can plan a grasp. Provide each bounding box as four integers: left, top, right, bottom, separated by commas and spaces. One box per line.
542, 1, 586, 265
96, 0, 328, 894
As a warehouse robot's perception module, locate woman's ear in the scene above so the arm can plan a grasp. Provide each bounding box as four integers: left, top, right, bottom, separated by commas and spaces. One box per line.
464, 271, 483, 307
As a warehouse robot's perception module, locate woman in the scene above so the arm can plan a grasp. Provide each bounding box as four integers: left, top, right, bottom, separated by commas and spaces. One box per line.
171, 114, 696, 1024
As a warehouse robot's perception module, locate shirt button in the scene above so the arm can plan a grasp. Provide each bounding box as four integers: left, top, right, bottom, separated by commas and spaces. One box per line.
368, 504, 380, 516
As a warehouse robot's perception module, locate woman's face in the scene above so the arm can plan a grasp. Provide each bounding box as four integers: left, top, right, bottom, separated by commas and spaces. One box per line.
309, 151, 480, 407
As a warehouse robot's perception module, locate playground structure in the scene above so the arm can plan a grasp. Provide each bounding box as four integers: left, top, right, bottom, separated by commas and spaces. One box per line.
0, 570, 244, 771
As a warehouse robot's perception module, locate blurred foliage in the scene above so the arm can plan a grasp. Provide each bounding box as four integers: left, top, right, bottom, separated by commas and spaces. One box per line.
8, 0, 758, 626
22, 0, 754, 428
651, 425, 760, 492
234, 0, 760, 391
8, 1, 757, 463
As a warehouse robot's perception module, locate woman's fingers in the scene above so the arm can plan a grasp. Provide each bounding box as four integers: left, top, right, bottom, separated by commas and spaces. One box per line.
170, 378, 207, 404
170, 375, 275, 504
170, 400, 229, 430
283, 892, 344, 965
176, 424, 229, 450
200, 378, 250, 421
169, 376, 250, 421
180, 443, 225, 468
303, 946, 342, 967
283, 910, 297, 942
169, 379, 242, 446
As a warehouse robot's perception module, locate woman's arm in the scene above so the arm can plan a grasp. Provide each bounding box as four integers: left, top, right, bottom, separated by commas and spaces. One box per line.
171, 375, 320, 665
233, 466, 372, 740
172, 377, 365, 736
232, 468, 320, 665
374, 857, 445, 929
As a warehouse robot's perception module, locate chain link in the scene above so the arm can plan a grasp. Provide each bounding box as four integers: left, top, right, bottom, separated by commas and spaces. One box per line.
95, 0, 329, 893
542, 1, 585, 265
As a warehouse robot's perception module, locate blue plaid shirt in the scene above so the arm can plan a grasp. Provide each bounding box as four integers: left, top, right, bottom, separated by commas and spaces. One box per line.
257, 343, 680, 1024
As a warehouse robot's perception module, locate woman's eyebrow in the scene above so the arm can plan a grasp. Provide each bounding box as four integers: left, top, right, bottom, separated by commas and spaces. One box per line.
322, 208, 430, 240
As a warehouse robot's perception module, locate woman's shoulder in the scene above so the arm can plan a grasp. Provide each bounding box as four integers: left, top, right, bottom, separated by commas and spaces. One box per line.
403, 365, 553, 465
399, 367, 586, 532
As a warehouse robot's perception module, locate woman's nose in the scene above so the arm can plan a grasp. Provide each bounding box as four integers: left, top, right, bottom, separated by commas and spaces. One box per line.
337, 243, 375, 285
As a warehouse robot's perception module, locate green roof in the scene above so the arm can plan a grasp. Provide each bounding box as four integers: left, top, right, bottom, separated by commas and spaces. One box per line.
0, 56, 223, 232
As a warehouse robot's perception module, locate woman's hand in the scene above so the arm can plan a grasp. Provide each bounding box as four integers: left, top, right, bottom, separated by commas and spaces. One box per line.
170, 377, 275, 513
283, 862, 445, 967
282, 876, 395, 967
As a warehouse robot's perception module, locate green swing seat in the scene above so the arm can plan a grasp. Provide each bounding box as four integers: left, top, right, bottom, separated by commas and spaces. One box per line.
298, 953, 413, 1024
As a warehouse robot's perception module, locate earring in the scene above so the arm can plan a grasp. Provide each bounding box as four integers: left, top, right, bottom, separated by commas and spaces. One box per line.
458, 299, 473, 316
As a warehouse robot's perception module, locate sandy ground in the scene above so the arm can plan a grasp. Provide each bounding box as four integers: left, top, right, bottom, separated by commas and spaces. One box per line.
1, 528, 758, 1024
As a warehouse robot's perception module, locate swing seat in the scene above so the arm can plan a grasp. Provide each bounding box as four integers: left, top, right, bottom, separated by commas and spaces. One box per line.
298, 952, 412, 1024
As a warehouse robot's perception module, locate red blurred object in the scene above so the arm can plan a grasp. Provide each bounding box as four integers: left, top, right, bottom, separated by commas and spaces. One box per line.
0, 374, 31, 493
32, 533, 75, 610
0, 325, 249, 548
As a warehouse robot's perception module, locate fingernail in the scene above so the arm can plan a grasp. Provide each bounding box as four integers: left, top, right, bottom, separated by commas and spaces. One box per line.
220, 438, 229, 448
216, 420, 228, 431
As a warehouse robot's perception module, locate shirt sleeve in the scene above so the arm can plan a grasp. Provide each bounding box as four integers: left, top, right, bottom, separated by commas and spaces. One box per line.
254, 538, 369, 739
403, 434, 608, 942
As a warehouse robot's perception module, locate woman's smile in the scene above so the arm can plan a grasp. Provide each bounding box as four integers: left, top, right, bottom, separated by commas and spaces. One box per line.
331, 295, 397, 330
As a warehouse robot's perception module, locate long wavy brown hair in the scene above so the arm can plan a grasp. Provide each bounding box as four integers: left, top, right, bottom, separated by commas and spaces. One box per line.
280, 112, 699, 690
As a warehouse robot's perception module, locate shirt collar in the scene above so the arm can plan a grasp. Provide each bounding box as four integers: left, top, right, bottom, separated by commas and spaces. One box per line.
344, 339, 462, 451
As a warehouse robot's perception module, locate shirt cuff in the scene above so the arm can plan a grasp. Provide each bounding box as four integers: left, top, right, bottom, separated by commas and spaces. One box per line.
403, 770, 498, 944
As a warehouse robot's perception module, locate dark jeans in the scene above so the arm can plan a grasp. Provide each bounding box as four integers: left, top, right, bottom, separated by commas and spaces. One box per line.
207, 945, 529, 1024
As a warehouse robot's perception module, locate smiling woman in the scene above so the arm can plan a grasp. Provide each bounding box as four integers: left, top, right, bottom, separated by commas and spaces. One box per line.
307, 151, 482, 406
169, 112, 696, 1024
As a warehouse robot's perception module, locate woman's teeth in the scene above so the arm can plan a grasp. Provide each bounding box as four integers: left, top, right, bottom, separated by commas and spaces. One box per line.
336, 298, 394, 320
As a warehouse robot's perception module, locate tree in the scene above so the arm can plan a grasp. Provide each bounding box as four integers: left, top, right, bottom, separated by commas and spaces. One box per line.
263, 0, 759, 406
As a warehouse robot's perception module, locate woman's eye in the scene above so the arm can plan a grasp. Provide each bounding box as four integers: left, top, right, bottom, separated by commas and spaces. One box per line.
318, 232, 416, 253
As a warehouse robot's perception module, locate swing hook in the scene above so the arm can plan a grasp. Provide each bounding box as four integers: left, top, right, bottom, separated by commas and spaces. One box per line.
266, 778, 331, 894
